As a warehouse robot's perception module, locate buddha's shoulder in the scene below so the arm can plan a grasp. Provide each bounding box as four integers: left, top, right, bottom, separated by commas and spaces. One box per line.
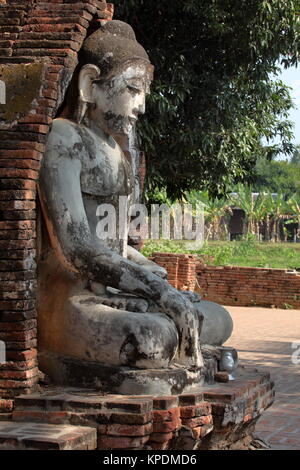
48, 118, 83, 146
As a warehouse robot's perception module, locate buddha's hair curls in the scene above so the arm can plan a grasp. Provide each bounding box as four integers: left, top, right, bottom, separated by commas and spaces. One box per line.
80, 20, 150, 79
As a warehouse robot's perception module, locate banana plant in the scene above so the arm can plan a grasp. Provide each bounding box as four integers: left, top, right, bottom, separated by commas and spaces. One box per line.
286, 195, 300, 241
189, 191, 232, 241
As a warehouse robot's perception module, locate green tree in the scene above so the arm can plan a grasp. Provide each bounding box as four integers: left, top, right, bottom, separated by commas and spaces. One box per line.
253, 158, 300, 198
291, 145, 300, 165
114, 0, 299, 201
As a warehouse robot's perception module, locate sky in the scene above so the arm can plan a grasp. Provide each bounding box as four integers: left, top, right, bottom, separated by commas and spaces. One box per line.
278, 64, 300, 150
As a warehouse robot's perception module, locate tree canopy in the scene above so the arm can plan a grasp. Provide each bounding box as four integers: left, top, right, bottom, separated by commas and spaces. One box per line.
113, 0, 300, 201
291, 144, 300, 165
253, 155, 300, 198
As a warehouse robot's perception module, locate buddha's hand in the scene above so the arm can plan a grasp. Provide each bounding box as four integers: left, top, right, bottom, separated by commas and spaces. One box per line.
157, 286, 203, 369
180, 290, 202, 303
145, 264, 168, 280
139, 260, 168, 279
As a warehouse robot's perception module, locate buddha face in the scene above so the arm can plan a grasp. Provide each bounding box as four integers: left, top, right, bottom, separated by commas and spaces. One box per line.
88, 63, 151, 135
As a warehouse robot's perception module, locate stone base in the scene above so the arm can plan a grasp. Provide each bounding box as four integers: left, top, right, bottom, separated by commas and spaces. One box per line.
38, 351, 204, 396
0, 366, 275, 450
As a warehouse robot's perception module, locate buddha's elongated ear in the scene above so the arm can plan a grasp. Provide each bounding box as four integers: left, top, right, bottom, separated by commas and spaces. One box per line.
77, 64, 100, 124
78, 64, 101, 104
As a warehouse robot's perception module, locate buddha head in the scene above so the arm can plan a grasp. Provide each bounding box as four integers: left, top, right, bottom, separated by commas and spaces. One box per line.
75, 20, 153, 135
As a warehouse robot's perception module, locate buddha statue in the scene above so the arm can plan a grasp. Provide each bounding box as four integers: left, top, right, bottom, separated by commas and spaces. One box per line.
37, 21, 233, 394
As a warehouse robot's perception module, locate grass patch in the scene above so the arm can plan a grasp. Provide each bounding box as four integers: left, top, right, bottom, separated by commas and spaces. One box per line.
142, 239, 300, 270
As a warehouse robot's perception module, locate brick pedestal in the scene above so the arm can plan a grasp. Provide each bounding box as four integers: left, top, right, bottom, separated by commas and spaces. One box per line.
0, 367, 274, 450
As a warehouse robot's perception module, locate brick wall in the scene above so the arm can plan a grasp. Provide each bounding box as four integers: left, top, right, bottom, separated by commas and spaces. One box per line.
153, 253, 300, 309
0, 0, 113, 398
152, 252, 198, 291
196, 265, 300, 309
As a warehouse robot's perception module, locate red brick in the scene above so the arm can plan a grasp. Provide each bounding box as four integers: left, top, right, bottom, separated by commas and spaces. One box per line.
180, 403, 211, 418
4, 349, 37, 362
18, 114, 52, 125
152, 408, 180, 423
26, 17, 89, 29
152, 419, 181, 433
181, 415, 212, 428
97, 435, 149, 449
0, 239, 35, 250
0, 319, 37, 331
0, 168, 39, 180
149, 441, 169, 450
0, 367, 38, 380
12, 410, 71, 424
192, 427, 201, 439
0, 190, 36, 200
0, 259, 36, 272
0, 200, 35, 210
0, 180, 36, 190
148, 432, 173, 443
153, 396, 178, 410
0, 399, 14, 413
178, 393, 204, 406
0, 358, 37, 372
98, 422, 153, 437
0, 376, 38, 389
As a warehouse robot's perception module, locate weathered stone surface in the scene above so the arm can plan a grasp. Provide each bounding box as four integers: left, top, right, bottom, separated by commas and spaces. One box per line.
214, 371, 230, 383
0, 63, 45, 125
178, 393, 204, 406
38, 352, 204, 395
98, 422, 153, 437
98, 434, 149, 450
180, 403, 212, 419
0, 421, 97, 450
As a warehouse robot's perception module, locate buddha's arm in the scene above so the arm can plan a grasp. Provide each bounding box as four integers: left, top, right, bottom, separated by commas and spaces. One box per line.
39, 149, 165, 296
39, 148, 162, 298
39, 122, 167, 300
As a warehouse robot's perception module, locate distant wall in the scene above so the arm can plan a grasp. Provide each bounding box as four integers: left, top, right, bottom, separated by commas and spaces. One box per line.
196, 265, 300, 309
152, 253, 300, 309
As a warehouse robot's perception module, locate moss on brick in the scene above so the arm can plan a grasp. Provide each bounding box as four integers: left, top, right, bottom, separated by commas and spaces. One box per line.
0, 62, 45, 123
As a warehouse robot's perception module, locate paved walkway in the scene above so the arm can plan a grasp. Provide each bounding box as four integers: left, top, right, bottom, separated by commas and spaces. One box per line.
225, 306, 300, 450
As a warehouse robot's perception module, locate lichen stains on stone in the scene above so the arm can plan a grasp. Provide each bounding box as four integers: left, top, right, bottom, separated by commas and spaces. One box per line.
0, 62, 45, 124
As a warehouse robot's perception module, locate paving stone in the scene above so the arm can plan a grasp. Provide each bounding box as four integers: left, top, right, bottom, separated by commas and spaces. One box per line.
225, 305, 300, 450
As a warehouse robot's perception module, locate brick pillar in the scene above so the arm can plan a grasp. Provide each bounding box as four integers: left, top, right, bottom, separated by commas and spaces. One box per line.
0, 0, 113, 398
152, 253, 179, 288
177, 254, 198, 291
152, 253, 198, 291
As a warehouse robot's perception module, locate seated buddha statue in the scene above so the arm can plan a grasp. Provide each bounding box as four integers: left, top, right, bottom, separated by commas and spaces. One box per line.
37, 21, 233, 394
